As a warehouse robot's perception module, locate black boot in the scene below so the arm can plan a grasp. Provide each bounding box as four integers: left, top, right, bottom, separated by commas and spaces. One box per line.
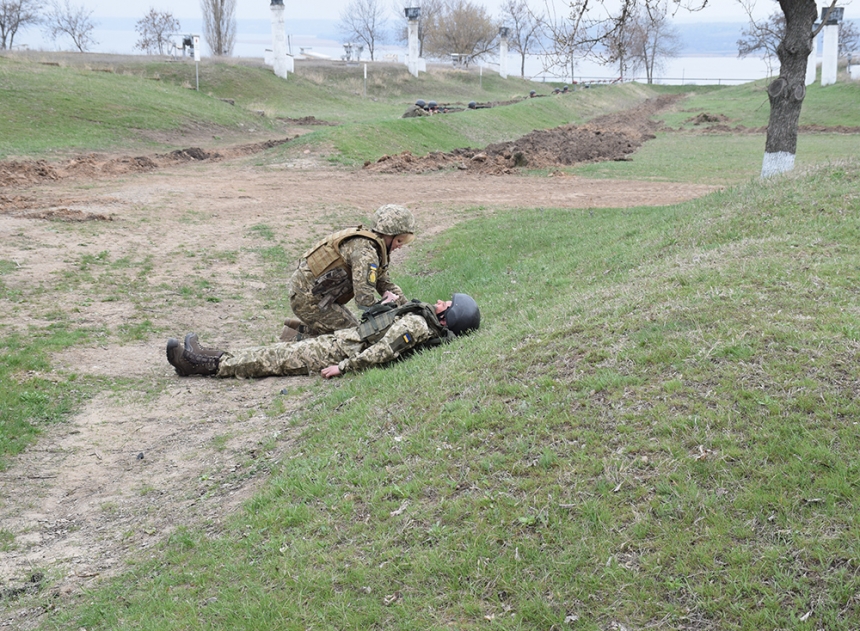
184, 332, 224, 358
166, 338, 222, 376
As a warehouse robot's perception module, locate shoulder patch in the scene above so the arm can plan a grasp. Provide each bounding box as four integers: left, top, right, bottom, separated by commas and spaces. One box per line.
367, 262, 378, 285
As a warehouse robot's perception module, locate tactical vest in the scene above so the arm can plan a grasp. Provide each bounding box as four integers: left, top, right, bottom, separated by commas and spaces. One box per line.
357, 300, 455, 348
303, 227, 389, 278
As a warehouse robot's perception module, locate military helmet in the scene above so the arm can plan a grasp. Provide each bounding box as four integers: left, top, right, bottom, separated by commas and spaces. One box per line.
468, 101, 477, 109
529, 90, 536, 95
415, 99, 426, 107
445, 293, 480, 336
371, 204, 416, 242
428, 100, 437, 108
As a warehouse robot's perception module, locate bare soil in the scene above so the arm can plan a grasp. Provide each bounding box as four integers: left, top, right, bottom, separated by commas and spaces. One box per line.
0, 104, 719, 628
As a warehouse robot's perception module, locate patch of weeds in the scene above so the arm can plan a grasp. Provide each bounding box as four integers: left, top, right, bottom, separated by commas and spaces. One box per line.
248, 223, 276, 241
117, 319, 155, 341
0, 528, 15, 552
211, 435, 229, 451
178, 210, 208, 224
78, 250, 110, 270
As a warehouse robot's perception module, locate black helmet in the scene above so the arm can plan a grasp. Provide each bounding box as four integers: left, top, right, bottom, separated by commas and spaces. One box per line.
428, 100, 437, 108
529, 90, 536, 95
445, 293, 480, 336
468, 101, 477, 109
415, 99, 426, 107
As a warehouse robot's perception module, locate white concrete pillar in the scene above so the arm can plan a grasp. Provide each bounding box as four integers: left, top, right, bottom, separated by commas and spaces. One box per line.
406, 8, 421, 77
498, 27, 509, 79
270, 0, 288, 80
821, 23, 838, 86
805, 41, 817, 86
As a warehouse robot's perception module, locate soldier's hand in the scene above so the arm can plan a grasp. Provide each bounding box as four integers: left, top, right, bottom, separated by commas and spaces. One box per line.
321, 365, 342, 378
380, 290, 399, 304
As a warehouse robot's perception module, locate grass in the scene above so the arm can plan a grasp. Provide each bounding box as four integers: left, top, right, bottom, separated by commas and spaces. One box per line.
2, 53, 860, 629
31, 157, 860, 631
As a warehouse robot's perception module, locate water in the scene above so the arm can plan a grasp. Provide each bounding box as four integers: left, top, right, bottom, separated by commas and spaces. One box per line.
12, 16, 776, 86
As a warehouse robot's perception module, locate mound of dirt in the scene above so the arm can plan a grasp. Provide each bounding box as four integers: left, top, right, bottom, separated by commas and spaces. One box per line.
277, 116, 339, 126
687, 112, 730, 125
0, 138, 295, 188
365, 95, 676, 175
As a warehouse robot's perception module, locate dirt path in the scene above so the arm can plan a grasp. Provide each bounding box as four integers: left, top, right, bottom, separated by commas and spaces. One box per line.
0, 142, 718, 628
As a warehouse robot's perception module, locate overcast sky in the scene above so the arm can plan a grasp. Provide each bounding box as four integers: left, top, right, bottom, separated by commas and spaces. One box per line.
77, 0, 778, 23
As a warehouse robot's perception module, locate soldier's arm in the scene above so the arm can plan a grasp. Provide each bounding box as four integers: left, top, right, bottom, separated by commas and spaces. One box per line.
375, 267, 406, 306
341, 239, 385, 308
336, 314, 432, 374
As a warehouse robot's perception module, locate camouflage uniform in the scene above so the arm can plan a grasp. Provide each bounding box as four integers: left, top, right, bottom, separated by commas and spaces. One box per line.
402, 104, 429, 118
218, 313, 434, 378
289, 229, 407, 335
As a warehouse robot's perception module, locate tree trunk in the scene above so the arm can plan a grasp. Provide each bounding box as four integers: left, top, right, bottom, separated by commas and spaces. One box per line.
761, 0, 819, 178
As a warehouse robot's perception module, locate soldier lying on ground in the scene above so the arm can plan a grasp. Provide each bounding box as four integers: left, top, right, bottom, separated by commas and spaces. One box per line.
282, 204, 417, 343
166, 293, 480, 379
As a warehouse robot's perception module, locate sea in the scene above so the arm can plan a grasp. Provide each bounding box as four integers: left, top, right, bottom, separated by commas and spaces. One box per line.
10, 16, 832, 86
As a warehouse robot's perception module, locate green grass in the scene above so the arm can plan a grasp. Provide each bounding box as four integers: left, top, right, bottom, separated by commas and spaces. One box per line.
43, 158, 860, 630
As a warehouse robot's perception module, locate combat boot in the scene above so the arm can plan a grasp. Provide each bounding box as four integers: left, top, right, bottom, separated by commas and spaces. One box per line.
166, 338, 222, 376
280, 326, 300, 343
184, 332, 223, 357
280, 318, 318, 342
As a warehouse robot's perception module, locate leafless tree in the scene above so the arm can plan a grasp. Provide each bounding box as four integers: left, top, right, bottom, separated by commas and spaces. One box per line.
423, 0, 498, 67
134, 8, 180, 55
499, 0, 543, 77
200, 0, 235, 56
394, 0, 444, 58
0, 0, 41, 50
43, 0, 97, 52
546, 0, 838, 178
737, 8, 784, 76
339, 0, 388, 60
532, 0, 589, 82
840, 20, 859, 60
626, 5, 682, 83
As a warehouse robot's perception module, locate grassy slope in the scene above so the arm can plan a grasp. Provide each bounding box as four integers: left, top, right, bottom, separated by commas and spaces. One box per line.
62, 158, 860, 631
2, 55, 860, 629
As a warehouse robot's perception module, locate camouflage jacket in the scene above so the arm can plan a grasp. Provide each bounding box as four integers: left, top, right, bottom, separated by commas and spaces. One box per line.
292, 228, 405, 309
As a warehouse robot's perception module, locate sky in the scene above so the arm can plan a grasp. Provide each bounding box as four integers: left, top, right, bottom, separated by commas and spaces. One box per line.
73, 0, 778, 24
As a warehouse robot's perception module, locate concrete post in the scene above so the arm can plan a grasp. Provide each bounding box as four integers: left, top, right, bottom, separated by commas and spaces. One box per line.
405, 7, 421, 77
821, 24, 838, 85
498, 27, 509, 79
805, 40, 817, 85
270, 0, 288, 79
819, 6, 843, 87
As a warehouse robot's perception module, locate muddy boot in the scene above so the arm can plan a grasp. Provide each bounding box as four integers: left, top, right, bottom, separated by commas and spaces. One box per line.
184, 332, 223, 358
166, 338, 222, 376
283, 317, 305, 330
279, 325, 300, 343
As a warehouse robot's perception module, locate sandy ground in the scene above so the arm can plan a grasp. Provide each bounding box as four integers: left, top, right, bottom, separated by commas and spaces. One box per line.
0, 120, 719, 628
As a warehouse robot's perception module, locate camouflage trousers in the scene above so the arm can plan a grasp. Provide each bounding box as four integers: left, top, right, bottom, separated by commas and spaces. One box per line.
217, 335, 362, 379
289, 267, 359, 335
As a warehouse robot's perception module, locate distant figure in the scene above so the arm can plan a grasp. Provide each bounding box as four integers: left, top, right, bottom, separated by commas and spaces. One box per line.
402, 99, 429, 118
561, 85, 569, 93
427, 100, 439, 114
467, 101, 477, 110
552, 87, 561, 94
529, 90, 537, 98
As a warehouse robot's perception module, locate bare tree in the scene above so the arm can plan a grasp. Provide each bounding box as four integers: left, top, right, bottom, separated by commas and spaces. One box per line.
0, 0, 41, 50
533, 0, 589, 82
423, 0, 498, 67
546, 0, 837, 178
499, 0, 543, 77
737, 8, 784, 76
839, 20, 859, 60
200, 0, 235, 56
627, 5, 682, 83
134, 8, 180, 55
339, 0, 388, 60
43, 0, 97, 52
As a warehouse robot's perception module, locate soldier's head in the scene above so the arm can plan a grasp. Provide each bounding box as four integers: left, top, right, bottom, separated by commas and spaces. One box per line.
371, 204, 416, 251
529, 90, 536, 97
468, 101, 477, 109
415, 99, 426, 108
428, 100, 438, 110
435, 293, 480, 336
